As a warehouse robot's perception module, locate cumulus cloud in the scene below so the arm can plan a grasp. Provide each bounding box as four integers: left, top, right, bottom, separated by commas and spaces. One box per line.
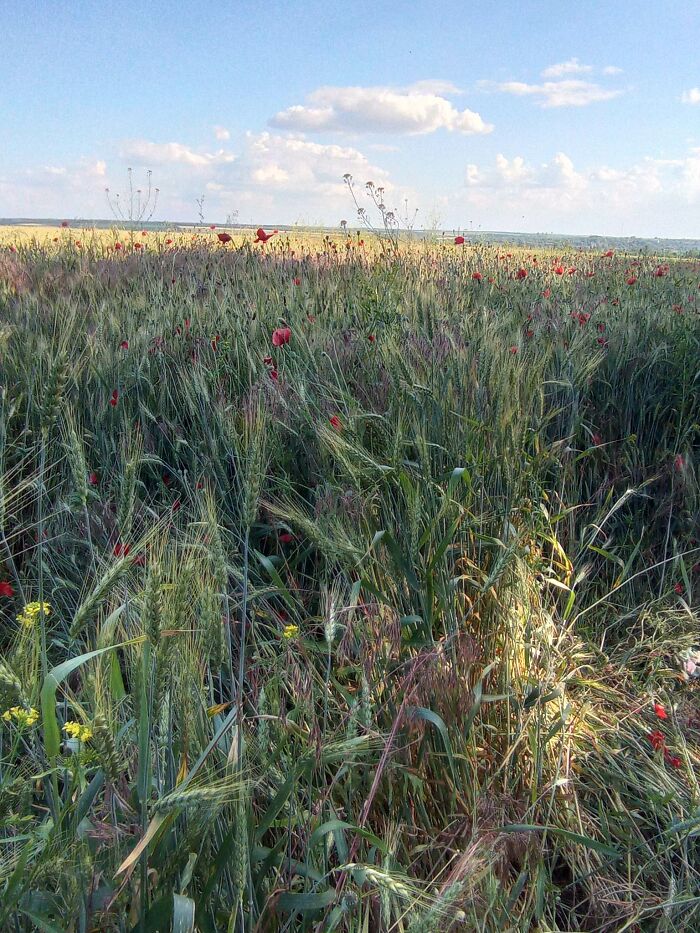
681, 87, 700, 105
485, 78, 624, 108
457, 148, 700, 235
213, 125, 231, 140
269, 83, 493, 135
238, 132, 390, 194
602, 65, 624, 75
120, 140, 236, 167
541, 58, 593, 78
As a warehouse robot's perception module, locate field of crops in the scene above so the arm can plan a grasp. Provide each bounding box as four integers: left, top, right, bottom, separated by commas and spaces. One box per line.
1, 228, 699, 931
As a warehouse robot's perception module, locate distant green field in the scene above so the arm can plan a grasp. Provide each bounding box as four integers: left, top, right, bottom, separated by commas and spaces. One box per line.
1, 234, 699, 931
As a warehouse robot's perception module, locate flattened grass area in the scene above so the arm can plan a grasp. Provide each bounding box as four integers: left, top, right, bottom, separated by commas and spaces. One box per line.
0, 230, 699, 931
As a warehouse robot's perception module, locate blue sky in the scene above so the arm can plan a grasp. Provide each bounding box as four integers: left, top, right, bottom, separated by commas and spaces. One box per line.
1, 0, 699, 235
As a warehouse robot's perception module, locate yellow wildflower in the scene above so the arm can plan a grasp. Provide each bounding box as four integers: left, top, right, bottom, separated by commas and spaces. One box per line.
63, 721, 93, 742
16, 601, 52, 628
281, 623, 300, 640
2, 706, 39, 728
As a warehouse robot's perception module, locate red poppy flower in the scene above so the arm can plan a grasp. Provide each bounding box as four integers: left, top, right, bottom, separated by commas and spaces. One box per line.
626, 276, 637, 285
113, 542, 131, 558
368, 334, 376, 343
674, 454, 685, 472
279, 532, 294, 544
648, 730, 665, 751
516, 268, 527, 280
109, 389, 119, 407
272, 327, 291, 347
329, 415, 342, 431
472, 271, 482, 281
120, 340, 129, 350
597, 322, 606, 332
269, 369, 279, 381
597, 337, 608, 348
509, 346, 518, 354
162, 474, 171, 487
134, 242, 143, 250
674, 582, 684, 595
165, 238, 173, 245
543, 288, 551, 298
654, 264, 669, 277
654, 703, 668, 720
75, 241, 82, 248
526, 329, 534, 338
454, 236, 465, 245
293, 277, 302, 286
141, 231, 148, 237
0, 581, 14, 598
217, 232, 232, 244
603, 249, 614, 258
554, 266, 564, 275
254, 228, 278, 244
263, 355, 274, 366
114, 242, 122, 251
664, 751, 682, 768
210, 225, 216, 230
196, 481, 204, 490
592, 433, 603, 446
88, 472, 98, 486
184, 318, 190, 331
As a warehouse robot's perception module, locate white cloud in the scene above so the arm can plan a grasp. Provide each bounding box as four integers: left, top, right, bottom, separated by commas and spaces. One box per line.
486, 78, 624, 108
602, 65, 624, 75
409, 79, 463, 95
454, 148, 700, 235
240, 132, 390, 194
120, 140, 236, 167
681, 87, 700, 105
213, 125, 231, 140
541, 58, 593, 78
269, 82, 493, 135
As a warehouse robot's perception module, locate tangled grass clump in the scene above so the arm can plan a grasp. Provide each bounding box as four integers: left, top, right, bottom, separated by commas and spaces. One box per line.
0, 229, 699, 931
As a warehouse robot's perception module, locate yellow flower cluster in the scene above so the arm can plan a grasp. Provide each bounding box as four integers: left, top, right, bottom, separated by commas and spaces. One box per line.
63, 721, 93, 742
282, 623, 300, 640
16, 601, 52, 628
2, 706, 39, 727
